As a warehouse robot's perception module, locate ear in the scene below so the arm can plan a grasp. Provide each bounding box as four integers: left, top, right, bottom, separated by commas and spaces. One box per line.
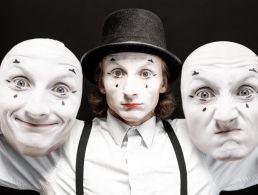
159, 79, 167, 93
98, 81, 106, 94
160, 84, 167, 93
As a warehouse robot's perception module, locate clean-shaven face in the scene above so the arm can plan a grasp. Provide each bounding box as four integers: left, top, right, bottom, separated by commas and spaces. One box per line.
181, 41, 258, 160
100, 52, 166, 126
0, 39, 82, 156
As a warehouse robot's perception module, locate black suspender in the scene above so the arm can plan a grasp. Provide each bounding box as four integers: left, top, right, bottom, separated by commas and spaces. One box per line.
75, 120, 187, 195
162, 120, 188, 195
76, 121, 92, 195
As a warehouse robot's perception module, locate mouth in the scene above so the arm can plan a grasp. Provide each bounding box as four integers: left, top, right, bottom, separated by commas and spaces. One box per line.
121, 103, 143, 108
214, 128, 241, 134
15, 118, 59, 128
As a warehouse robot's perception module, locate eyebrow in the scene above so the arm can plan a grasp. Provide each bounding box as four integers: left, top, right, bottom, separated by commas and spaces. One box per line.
105, 59, 157, 67
191, 74, 258, 86
10, 64, 78, 80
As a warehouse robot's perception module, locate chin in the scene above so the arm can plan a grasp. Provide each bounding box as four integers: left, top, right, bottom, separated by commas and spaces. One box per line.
18, 145, 54, 156
213, 149, 249, 161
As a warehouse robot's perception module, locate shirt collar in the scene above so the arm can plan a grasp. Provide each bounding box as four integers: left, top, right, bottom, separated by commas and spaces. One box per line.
106, 110, 157, 148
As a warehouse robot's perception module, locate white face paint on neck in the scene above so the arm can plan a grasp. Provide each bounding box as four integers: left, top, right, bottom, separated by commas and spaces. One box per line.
181, 41, 258, 160
0, 39, 83, 156
100, 52, 166, 126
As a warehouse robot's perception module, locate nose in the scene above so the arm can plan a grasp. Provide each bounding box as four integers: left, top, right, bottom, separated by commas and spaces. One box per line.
123, 76, 139, 101
213, 98, 238, 131
24, 91, 50, 119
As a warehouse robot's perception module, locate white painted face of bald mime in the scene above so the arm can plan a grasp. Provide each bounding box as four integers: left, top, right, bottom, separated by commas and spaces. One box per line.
0, 39, 83, 156
181, 41, 258, 160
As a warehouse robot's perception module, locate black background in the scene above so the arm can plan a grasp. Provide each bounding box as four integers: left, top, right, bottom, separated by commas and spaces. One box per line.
1, 0, 258, 194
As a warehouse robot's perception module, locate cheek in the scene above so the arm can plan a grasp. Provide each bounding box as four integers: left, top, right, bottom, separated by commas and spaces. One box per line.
55, 98, 80, 119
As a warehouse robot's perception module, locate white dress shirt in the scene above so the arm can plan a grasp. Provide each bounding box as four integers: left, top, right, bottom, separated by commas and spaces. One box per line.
0, 111, 258, 194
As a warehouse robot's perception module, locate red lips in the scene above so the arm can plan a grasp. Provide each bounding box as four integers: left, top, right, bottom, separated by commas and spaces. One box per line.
122, 103, 142, 108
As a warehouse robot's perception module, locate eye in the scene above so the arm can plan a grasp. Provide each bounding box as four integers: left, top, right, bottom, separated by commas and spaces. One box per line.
195, 87, 215, 101
10, 77, 30, 90
237, 85, 255, 99
110, 68, 125, 78
140, 69, 153, 79
52, 83, 70, 97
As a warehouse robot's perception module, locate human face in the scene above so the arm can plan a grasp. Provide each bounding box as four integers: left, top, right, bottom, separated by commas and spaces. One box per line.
100, 52, 166, 126
0, 40, 82, 156
181, 41, 258, 160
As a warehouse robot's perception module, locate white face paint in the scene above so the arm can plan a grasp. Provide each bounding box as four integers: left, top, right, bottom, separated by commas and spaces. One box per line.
181, 41, 258, 160
100, 52, 166, 126
0, 39, 82, 156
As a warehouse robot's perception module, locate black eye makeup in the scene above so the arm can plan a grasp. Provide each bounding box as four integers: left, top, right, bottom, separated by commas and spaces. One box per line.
13, 59, 20, 64
189, 87, 215, 103
68, 69, 76, 75
249, 68, 258, 73
148, 59, 154, 63
8, 76, 31, 91
52, 83, 71, 98
236, 85, 255, 100
108, 68, 125, 78
139, 69, 157, 79
192, 70, 199, 76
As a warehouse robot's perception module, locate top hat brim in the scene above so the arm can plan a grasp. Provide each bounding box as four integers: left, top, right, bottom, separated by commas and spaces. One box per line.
81, 41, 182, 84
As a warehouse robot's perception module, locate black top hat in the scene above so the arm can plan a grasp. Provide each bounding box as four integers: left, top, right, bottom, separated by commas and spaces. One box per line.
81, 8, 182, 84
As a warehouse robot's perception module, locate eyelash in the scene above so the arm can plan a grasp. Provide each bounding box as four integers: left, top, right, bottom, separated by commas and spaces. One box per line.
8, 76, 31, 91
51, 83, 71, 98
108, 68, 156, 79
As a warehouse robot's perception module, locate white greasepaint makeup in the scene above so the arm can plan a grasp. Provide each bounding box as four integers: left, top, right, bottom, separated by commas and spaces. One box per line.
181, 41, 258, 160
0, 39, 83, 156
100, 52, 166, 126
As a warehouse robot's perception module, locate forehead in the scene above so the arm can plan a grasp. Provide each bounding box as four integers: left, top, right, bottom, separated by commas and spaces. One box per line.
1, 39, 82, 73
183, 42, 258, 78
102, 52, 162, 63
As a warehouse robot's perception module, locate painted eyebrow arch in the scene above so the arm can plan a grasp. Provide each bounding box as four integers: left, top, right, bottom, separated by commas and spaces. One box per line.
10, 65, 78, 81
192, 74, 258, 87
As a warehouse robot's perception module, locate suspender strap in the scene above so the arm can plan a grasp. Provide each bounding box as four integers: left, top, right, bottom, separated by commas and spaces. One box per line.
76, 120, 187, 195
162, 120, 188, 195
76, 121, 92, 195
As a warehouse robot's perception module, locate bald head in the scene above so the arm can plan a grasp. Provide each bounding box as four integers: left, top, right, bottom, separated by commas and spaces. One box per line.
181, 41, 258, 160
1, 38, 82, 72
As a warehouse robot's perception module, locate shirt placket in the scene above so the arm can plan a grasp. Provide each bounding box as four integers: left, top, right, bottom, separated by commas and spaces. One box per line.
124, 128, 143, 194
